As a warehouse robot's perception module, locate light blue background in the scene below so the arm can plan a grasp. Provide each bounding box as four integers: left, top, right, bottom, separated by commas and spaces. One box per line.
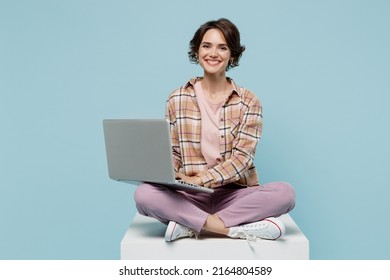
1, 0, 389, 259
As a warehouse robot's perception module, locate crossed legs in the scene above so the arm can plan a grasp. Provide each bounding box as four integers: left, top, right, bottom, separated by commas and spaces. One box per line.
134, 182, 295, 240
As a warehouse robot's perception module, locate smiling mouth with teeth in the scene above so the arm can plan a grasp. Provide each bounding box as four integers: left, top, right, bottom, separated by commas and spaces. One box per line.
205, 60, 221, 65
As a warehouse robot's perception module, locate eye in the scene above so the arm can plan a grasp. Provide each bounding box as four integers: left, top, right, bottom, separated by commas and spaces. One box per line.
219, 44, 230, 51
201, 43, 210, 49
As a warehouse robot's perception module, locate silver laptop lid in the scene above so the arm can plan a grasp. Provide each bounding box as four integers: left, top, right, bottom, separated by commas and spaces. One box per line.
103, 119, 176, 183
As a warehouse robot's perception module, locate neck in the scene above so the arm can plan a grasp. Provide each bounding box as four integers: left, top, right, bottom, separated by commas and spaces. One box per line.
201, 73, 230, 97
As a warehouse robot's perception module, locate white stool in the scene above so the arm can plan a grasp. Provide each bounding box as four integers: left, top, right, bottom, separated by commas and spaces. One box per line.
121, 213, 309, 260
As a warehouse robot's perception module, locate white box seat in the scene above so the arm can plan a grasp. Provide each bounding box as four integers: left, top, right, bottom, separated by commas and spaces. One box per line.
121, 213, 309, 260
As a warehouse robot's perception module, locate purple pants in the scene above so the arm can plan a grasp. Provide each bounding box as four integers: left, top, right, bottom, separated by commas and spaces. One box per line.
134, 182, 296, 232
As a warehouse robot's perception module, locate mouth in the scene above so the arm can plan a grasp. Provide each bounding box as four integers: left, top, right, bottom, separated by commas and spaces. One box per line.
204, 59, 222, 66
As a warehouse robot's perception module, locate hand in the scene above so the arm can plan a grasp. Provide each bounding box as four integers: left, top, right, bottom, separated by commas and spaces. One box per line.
175, 172, 203, 186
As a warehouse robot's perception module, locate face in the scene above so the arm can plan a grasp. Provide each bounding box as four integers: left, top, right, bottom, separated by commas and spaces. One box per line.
198, 28, 231, 76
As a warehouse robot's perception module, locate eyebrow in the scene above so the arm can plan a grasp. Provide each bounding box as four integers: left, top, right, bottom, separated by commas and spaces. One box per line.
201, 41, 229, 47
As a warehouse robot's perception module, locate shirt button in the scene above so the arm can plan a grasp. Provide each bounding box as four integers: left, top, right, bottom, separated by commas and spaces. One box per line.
220, 118, 223, 121
221, 135, 224, 138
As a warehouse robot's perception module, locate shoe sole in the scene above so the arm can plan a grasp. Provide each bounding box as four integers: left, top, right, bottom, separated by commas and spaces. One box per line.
263, 218, 285, 240
164, 221, 177, 242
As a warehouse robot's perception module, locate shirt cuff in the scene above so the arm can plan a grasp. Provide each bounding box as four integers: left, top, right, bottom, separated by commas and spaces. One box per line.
198, 171, 215, 188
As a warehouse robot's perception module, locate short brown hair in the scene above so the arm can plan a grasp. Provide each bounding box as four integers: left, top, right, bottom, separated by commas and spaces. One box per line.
188, 18, 246, 71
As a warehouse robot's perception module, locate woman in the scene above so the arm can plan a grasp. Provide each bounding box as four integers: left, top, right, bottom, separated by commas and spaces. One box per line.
135, 18, 295, 242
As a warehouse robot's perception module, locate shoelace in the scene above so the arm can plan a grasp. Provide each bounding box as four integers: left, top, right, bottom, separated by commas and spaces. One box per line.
178, 227, 198, 239
240, 223, 272, 244
179, 229, 194, 238
243, 233, 257, 243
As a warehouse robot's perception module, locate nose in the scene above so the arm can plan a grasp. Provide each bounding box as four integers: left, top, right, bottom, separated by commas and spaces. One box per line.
209, 47, 218, 57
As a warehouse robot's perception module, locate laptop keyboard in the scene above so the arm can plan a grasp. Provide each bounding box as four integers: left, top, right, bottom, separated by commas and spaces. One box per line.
176, 180, 204, 189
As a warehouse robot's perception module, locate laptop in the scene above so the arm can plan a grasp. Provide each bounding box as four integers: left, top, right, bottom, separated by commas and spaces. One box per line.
103, 119, 214, 193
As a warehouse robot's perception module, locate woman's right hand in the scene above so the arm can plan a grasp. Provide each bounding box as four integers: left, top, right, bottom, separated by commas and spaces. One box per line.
175, 172, 203, 186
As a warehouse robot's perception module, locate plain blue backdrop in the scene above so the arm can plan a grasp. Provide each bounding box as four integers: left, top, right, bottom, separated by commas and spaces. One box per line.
1, 0, 389, 259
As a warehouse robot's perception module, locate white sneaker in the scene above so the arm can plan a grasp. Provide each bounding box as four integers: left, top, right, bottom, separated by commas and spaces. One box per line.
165, 221, 196, 242
229, 218, 286, 241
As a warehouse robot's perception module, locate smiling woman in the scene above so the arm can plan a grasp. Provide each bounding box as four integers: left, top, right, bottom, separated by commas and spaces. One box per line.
188, 18, 245, 70
133, 18, 296, 244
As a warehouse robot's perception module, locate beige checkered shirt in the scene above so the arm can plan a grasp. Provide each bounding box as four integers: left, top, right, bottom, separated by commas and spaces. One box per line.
165, 78, 262, 188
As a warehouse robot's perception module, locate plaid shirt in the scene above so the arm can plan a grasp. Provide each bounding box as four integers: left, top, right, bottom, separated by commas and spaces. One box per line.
165, 77, 262, 188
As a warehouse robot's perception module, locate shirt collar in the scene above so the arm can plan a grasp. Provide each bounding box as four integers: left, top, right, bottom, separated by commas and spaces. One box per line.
185, 77, 241, 98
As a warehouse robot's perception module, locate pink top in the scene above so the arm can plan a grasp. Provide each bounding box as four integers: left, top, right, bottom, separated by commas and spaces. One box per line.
194, 81, 225, 168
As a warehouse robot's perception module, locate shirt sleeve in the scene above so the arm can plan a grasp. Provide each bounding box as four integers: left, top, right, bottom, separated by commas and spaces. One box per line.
165, 96, 182, 173
198, 95, 262, 187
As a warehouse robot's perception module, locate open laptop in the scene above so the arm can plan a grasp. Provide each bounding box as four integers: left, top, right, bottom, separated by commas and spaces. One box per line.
103, 119, 214, 193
